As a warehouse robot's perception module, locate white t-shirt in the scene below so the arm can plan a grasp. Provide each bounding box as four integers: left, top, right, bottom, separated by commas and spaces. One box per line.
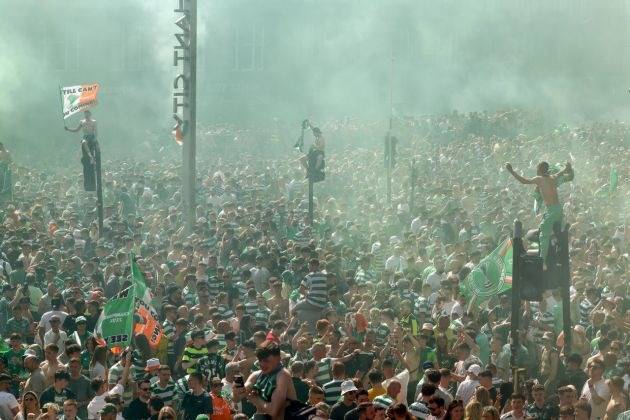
581, 379, 611, 420
385, 255, 407, 272
0, 391, 18, 419
90, 361, 107, 380
87, 383, 124, 419
39, 310, 68, 332
44, 329, 68, 354
455, 378, 479, 405
425, 271, 445, 293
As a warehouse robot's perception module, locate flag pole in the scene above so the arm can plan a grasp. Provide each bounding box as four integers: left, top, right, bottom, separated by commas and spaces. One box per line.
58, 85, 66, 128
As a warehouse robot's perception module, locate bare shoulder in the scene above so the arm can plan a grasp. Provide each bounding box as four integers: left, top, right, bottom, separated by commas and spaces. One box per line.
246, 370, 261, 386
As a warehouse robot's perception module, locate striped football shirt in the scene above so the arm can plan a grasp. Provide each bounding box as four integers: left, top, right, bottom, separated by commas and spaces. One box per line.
303, 271, 328, 308
182, 345, 209, 374
151, 379, 176, 406
323, 379, 344, 405
314, 357, 332, 385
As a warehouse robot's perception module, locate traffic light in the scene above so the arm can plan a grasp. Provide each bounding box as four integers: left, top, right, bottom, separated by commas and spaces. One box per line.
519, 254, 544, 301
517, 223, 569, 301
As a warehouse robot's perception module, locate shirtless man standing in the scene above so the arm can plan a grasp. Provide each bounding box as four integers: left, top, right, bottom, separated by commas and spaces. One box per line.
505, 161, 572, 268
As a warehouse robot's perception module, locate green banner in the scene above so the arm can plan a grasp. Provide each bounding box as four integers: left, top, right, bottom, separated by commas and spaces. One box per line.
460, 239, 513, 302
96, 286, 135, 349
610, 166, 618, 194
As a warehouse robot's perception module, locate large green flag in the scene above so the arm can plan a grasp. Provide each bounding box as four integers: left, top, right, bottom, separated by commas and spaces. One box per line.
95, 286, 135, 349
460, 239, 513, 302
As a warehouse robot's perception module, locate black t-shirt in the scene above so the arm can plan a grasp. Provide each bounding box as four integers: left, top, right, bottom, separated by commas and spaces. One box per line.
123, 398, 151, 420
292, 377, 310, 403
39, 386, 76, 408
330, 401, 356, 420
526, 402, 554, 420
182, 390, 213, 420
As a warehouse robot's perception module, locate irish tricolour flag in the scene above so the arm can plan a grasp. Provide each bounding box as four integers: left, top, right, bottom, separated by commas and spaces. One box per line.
60, 83, 100, 119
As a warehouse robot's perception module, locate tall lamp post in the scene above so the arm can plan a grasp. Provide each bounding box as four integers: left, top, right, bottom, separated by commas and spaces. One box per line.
173, 0, 197, 234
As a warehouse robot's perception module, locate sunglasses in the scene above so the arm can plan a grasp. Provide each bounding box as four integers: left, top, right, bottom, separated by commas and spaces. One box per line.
24, 397, 36, 402
140, 387, 150, 391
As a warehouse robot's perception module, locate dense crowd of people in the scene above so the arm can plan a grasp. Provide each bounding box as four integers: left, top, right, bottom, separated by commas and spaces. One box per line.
0, 108, 627, 420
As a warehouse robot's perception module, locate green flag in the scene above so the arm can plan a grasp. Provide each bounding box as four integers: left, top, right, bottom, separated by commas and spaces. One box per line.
595, 166, 618, 198
609, 166, 618, 194
460, 239, 513, 302
131, 254, 152, 307
95, 286, 135, 349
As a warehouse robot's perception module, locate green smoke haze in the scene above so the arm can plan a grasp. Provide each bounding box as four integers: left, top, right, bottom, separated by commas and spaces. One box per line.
1, 0, 629, 160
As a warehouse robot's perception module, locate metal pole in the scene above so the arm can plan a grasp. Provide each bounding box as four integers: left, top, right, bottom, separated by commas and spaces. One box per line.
410, 159, 416, 215
308, 178, 314, 226
386, 54, 393, 206
95, 142, 104, 235
560, 223, 572, 356
511, 219, 522, 392
386, 134, 392, 205
181, 0, 197, 234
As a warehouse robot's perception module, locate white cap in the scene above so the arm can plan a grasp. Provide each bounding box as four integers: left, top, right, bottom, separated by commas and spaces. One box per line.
467, 364, 481, 376
145, 358, 160, 371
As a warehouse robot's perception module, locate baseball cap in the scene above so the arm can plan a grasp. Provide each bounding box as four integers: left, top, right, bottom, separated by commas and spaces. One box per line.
100, 403, 118, 415
422, 323, 434, 331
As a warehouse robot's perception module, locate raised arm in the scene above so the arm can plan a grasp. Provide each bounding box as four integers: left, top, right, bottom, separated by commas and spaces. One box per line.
505, 163, 537, 185
552, 161, 573, 180
65, 122, 83, 133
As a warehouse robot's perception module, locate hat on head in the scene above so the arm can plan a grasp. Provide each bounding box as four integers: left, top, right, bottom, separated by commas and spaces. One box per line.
23, 353, 38, 363
196, 416, 210, 420
422, 322, 434, 331
145, 358, 160, 371
100, 403, 118, 415
75, 316, 87, 324
340, 380, 358, 395
467, 364, 481, 376
422, 361, 435, 370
